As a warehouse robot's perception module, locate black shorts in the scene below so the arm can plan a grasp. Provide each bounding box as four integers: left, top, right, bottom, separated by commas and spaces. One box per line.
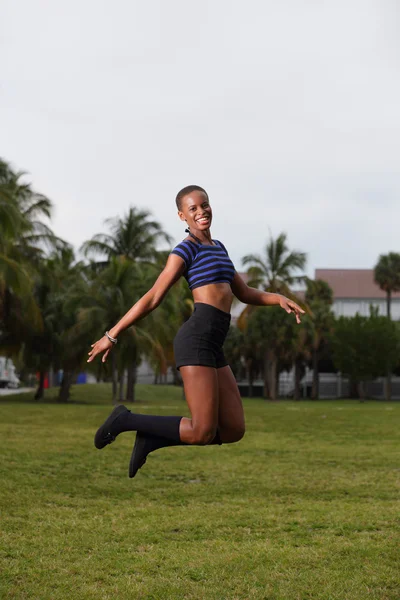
174, 302, 231, 370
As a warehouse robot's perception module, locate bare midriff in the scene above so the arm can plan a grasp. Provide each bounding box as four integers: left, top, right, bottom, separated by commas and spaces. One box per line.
192, 282, 233, 314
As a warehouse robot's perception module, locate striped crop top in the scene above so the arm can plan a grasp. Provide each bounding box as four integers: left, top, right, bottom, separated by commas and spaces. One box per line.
171, 239, 236, 290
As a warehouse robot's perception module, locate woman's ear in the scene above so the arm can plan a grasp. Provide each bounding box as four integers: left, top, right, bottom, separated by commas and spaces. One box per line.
178, 211, 186, 222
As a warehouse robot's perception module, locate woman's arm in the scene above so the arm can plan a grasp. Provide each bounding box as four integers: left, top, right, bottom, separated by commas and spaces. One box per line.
231, 272, 305, 324
87, 255, 185, 363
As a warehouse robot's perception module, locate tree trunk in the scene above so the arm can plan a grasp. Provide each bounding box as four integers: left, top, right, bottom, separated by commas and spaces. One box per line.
48, 365, 54, 388
34, 370, 45, 401
118, 370, 124, 403
386, 291, 392, 401
357, 380, 366, 402
172, 367, 180, 386
96, 362, 102, 383
263, 354, 269, 399
384, 374, 391, 402
126, 362, 136, 403
111, 352, 118, 405
294, 359, 302, 401
349, 378, 358, 399
247, 368, 253, 398
311, 348, 319, 400
58, 371, 74, 402
268, 354, 277, 401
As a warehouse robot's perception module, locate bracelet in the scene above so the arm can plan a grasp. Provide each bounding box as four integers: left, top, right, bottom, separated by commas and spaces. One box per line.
104, 331, 118, 345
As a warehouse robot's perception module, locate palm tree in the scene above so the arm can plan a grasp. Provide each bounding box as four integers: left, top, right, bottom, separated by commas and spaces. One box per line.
304, 279, 334, 400
72, 257, 163, 403
0, 160, 32, 308
0, 159, 66, 366
20, 246, 82, 400
246, 306, 295, 400
80, 211, 174, 399
144, 250, 193, 384
80, 207, 172, 263
237, 233, 307, 399
242, 232, 306, 295
374, 252, 400, 400
374, 253, 400, 319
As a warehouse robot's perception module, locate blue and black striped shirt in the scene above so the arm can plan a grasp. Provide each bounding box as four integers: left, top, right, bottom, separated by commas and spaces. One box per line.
171, 239, 236, 290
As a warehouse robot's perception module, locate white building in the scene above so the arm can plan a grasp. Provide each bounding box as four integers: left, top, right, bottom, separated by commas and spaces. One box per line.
315, 269, 400, 320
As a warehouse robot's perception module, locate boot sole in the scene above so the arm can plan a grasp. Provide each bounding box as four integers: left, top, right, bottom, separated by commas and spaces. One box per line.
129, 434, 148, 478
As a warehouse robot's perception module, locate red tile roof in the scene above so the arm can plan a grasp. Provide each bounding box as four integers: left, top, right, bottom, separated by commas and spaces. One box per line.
315, 269, 400, 299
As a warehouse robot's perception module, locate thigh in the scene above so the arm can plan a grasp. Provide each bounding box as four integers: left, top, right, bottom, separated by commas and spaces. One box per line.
217, 365, 245, 432
180, 365, 219, 430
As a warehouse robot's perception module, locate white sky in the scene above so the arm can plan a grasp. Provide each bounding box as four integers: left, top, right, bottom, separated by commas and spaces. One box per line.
1, 0, 400, 277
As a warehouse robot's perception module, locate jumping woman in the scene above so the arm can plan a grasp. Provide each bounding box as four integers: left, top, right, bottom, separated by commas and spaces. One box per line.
88, 185, 304, 479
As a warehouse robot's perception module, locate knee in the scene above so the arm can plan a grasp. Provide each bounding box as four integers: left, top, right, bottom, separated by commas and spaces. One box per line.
235, 425, 246, 442
222, 425, 246, 444
190, 424, 217, 445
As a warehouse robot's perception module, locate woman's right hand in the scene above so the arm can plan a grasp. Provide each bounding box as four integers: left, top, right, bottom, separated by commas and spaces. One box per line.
87, 336, 114, 363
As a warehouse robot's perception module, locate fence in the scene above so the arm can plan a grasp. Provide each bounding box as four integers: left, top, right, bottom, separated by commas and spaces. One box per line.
238, 371, 400, 399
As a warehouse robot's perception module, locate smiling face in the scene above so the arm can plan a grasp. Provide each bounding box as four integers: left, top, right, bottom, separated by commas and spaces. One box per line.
178, 190, 213, 232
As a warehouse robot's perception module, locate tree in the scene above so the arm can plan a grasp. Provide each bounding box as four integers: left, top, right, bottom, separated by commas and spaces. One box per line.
80, 207, 172, 264
374, 253, 400, 319
143, 250, 193, 385
242, 232, 306, 295
238, 233, 307, 399
20, 246, 83, 401
330, 311, 400, 400
72, 257, 163, 403
223, 327, 245, 379
79, 209, 173, 400
0, 158, 66, 374
374, 252, 400, 400
290, 325, 310, 401
246, 306, 295, 400
304, 279, 334, 400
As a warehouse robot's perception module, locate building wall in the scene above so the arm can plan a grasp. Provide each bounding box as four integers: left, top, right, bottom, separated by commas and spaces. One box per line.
332, 298, 400, 319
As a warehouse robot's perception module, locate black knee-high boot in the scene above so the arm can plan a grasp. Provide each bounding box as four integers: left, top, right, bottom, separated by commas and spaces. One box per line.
128, 430, 223, 478
94, 405, 223, 450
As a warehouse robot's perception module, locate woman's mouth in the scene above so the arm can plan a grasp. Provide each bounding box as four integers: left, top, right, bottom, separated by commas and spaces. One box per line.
196, 217, 210, 225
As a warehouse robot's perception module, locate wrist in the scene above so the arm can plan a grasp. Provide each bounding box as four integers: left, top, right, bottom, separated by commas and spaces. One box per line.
105, 330, 118, 344
108, 327, 120, 339
263, 292, 282, 306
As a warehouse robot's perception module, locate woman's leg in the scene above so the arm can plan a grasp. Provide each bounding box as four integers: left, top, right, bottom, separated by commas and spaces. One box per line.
179, 365, 219, 445
216, 365, 245, 443
95, 365, 219, 449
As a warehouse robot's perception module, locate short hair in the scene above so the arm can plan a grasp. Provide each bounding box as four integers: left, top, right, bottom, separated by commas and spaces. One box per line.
175, 185, 208, 210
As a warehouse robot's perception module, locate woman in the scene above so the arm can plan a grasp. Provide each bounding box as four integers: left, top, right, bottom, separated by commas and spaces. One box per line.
88, 185, 304, 479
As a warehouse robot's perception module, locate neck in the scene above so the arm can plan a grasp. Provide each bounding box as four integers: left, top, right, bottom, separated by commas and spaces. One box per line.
186, 228, 213, 245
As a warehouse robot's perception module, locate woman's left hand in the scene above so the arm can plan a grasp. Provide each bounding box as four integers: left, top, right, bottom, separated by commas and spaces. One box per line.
279, 296, 305, 324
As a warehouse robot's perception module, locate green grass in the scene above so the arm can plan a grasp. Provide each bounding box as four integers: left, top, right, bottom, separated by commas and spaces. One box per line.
1, 385, 400, 599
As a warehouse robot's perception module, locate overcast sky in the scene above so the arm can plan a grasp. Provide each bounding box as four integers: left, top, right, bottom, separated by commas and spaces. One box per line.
2, 0, 399, 276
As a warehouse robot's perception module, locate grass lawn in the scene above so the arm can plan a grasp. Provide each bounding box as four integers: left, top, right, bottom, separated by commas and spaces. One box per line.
1, 384, 400, 600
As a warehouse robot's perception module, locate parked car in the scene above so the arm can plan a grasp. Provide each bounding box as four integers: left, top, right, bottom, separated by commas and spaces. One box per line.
0, 357, 21, 389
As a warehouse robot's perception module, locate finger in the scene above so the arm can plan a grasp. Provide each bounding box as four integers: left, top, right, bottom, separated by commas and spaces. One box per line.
293, 303, 305, 314
102, 349, 110, 363
87, 348, 99, 362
